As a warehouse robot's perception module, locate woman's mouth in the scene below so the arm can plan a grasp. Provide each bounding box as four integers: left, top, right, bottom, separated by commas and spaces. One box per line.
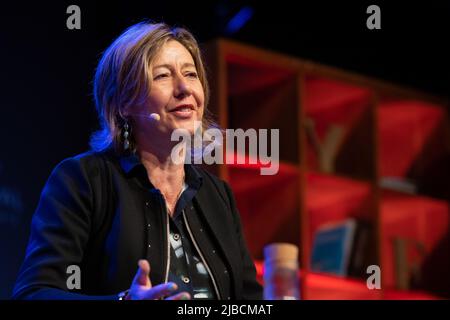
169, 104, 195, 119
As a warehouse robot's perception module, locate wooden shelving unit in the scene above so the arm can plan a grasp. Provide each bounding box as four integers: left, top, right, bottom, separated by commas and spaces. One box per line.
203, 39, 450, 299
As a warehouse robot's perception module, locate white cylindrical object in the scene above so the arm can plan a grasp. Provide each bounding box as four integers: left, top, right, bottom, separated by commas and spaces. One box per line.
263, 243, 300, 300
264, 243, 299, 270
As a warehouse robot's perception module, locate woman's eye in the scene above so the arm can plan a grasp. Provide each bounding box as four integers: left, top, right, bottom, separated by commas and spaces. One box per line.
186, 72, 198, 78
154, 73, 169, 80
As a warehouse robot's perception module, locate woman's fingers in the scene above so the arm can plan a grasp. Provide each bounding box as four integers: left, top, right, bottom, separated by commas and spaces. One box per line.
129, 260, 188, 300
140, 282, 179, 300
166, 292, 191, 300
132, 259, 152, 287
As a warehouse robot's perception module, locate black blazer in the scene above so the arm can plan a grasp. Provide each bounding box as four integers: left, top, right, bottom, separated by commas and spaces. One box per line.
13, 150, 262, 300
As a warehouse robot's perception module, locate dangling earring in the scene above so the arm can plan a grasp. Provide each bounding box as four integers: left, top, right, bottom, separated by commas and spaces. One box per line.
123, 121, 130, 151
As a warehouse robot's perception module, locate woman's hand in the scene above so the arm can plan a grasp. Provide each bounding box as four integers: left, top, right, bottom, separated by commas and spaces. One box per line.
126, 259, 191, 300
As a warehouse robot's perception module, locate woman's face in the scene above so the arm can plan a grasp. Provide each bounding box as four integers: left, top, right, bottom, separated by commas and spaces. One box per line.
129, 40, 205, 142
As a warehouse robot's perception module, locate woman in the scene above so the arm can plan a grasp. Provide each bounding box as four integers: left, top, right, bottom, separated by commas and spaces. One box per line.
13, 21, 262, 300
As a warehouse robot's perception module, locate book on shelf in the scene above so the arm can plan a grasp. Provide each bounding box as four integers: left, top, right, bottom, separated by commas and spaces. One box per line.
379, 177, 417, 194
310, 218, 373, 278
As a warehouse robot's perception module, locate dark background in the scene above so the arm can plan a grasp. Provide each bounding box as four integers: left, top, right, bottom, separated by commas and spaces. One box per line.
0, 1, 448, 299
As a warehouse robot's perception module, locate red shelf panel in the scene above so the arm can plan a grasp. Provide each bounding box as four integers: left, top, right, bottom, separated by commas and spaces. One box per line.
304, 77, 371, 137
227, 158, 298, 194
228, 162, 300, 259
255, 260, 442, 300
378, 100, 445, 177
254, 261, 381, 299
304, 272, 381, 300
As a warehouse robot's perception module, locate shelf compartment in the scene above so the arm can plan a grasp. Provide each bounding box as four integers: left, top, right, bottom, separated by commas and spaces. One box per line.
228, 161, 300, 259
306, 172, 373, 245
303, 76, 375, 180
378, 99, 450, 199
217, 43, 301, 165
226, 75, 300, 164
380, 190, 449, 296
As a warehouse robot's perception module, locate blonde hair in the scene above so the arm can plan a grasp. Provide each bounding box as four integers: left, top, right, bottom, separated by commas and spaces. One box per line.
90, 21, 214, 154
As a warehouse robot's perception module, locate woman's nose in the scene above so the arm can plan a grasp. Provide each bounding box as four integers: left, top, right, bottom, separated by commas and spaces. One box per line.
173, 75, 192, 99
